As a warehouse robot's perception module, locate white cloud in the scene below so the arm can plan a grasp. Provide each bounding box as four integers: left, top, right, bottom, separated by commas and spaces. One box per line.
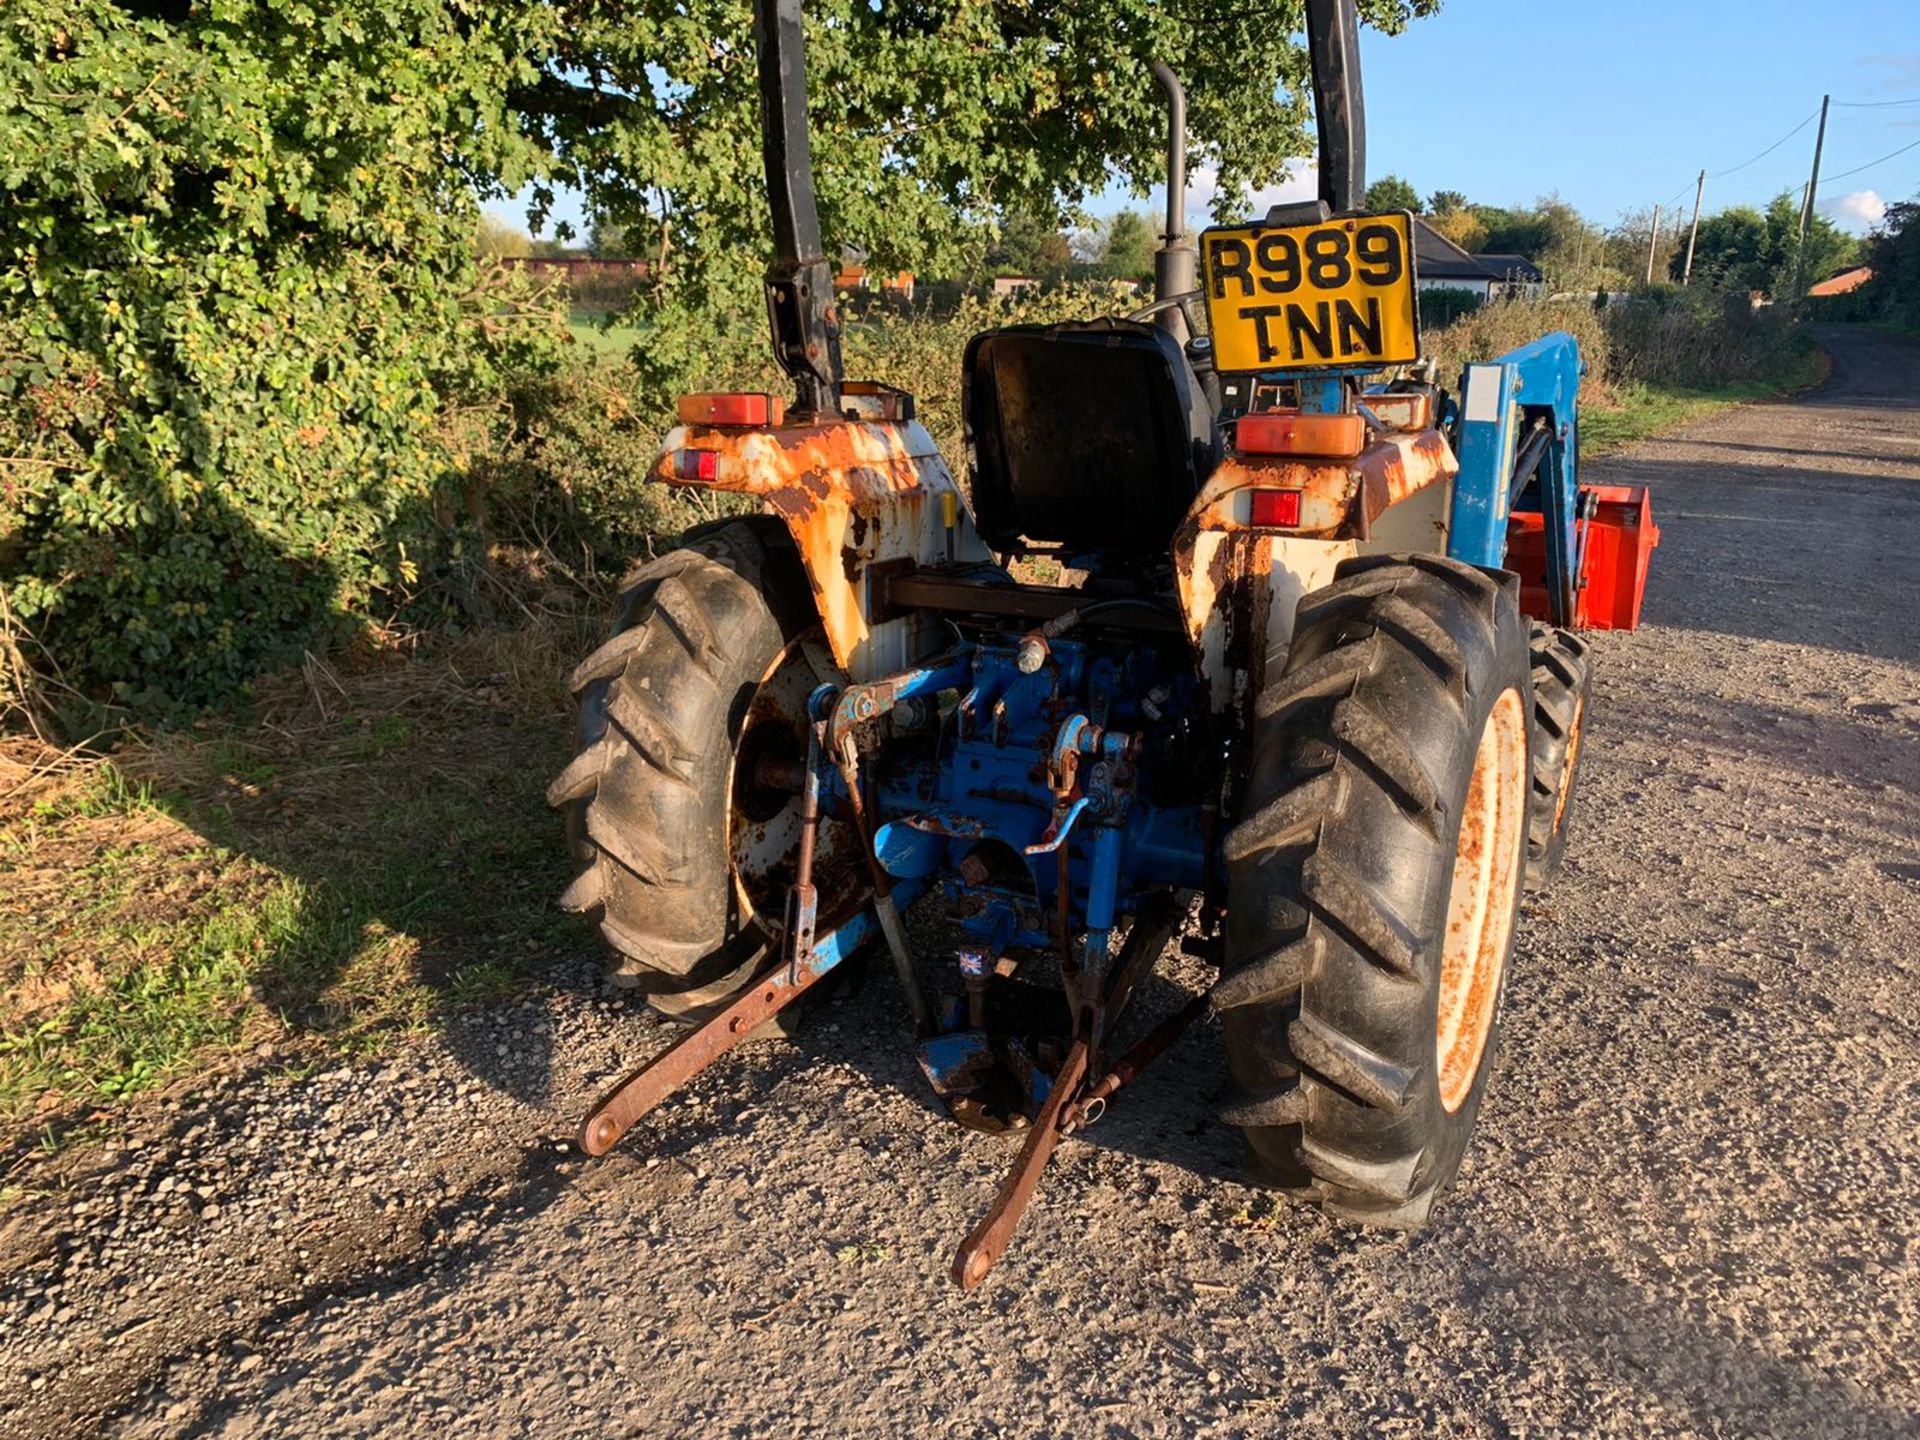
1144, 159, 1319, 231
1821, 189, 1887, 234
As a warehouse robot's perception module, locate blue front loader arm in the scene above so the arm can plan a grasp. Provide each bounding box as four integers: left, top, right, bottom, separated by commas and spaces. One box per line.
1447, 329, 1585, 627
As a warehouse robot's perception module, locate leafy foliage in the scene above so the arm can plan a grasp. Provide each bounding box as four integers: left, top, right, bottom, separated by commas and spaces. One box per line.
1849, 198, 1920, 329
0, 2, 567, 721
1098, 212, 1158, 282
477, 215, 535, 259
1423, 290, 1805, 407
1425, 206, 1487, 254
1675, 194, 1857, 296
1419, 286, 1485, 329
522, 0, 1437, 394
1477, 199, 1592, 272
1364, 175, 1421, 213
983, 209, 1075, 281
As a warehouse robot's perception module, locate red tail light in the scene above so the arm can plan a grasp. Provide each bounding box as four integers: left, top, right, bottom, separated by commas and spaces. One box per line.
678, 392, 783, 427
673, 449, 721, 482
1249, 489, 1303, 528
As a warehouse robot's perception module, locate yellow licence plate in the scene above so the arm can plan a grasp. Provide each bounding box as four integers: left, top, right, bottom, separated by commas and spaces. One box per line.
1201, 212, 1419, 374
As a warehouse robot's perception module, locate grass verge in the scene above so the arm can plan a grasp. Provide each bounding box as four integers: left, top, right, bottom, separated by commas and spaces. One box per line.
0, 618, 591, 1152
1581, 341, 1830, 456
565, 313, 645, 360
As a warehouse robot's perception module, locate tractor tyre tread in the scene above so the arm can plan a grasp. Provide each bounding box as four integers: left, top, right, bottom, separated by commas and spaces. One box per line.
1524, 624, 1594, 892
550, 516, 814, 1021
1219, 554, 1531, 1228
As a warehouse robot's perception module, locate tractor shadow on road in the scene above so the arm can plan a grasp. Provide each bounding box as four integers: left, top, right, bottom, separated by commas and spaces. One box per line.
1594, 682, 1920, 835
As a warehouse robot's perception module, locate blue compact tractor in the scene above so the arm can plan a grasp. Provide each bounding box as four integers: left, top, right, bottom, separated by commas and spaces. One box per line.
549, 0, 1651, 1287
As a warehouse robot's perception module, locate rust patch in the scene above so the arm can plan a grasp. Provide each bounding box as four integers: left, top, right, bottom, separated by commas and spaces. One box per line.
1171, 428, 1454, 724
1190, 429, 1455, 543
650, 416, 959, 672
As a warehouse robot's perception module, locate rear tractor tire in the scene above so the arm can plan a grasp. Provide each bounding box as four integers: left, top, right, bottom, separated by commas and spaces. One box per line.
1216, 554, 1532, 1227
545, 516, 859, 1022
1523, 624, 1592, 891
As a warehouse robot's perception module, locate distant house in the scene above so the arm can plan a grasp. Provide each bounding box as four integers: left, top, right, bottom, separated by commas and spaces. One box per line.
1410, 220, 1544, 302
992, 275, 1040, 298
1808, 266, 1874, 298
834, 257, 916, 301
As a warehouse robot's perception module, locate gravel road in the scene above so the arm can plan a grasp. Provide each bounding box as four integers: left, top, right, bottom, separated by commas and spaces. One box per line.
4, 325, 1918, 1439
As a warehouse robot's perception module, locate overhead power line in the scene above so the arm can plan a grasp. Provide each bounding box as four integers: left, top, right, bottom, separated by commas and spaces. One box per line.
1707, 111, 1818, 179
1650, 112, 1815, 230
1817, 133, 1920, 189
1832, 96, 1920, 108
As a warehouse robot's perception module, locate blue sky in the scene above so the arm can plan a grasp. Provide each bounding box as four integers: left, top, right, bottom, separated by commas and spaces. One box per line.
491, 2, 1920, 242
1345, 0, 1920, 234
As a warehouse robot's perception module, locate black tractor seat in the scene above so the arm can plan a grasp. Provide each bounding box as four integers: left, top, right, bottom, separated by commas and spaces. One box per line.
962, 319, 1217, 563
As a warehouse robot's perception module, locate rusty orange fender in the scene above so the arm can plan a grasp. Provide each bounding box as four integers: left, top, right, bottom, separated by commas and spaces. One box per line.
1184, 429, 1457, 541
1170, 428, 1457, 717
653, 414, 995, 680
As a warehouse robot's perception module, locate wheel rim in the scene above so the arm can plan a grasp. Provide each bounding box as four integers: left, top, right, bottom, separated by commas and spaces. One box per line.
727, 635, 864, 937
1553, 695, 1585, 830
1436, 686, 1528, 1113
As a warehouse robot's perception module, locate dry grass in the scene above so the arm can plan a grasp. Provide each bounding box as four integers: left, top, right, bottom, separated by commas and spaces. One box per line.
0, 616, 596, 1149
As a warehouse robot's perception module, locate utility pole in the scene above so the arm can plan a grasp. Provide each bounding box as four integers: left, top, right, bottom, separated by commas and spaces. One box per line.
1793, 94, 1831, 299
1645, 204, 1661, 285
1682, 170, 1706, 286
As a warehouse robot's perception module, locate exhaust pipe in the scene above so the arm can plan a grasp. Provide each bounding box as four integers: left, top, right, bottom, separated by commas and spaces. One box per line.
1149, 62, 1197, 343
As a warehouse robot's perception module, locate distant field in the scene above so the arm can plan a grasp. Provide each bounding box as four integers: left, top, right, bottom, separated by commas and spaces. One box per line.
566, 314, 644, 359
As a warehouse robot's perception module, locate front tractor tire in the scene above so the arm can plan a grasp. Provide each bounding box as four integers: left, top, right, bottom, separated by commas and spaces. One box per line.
1524, 624, 1593, 891
1216, 554, 1532, 1227
546, 517, 846, 1022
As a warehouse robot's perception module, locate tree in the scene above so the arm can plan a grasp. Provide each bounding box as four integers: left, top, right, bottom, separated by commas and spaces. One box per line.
519, 0, 1441, 391
1858, 199, 1920, 327
986, 208, 1075, 279
1607, 205, 1682, 289
1460, 197, 1605, 285
1365, 174, 1422, 213
587, 215, 632, 259
1672, 206, 1769, 290
1767, 193, 1857, 296
3, 0, 562, 716
1099, 211, 1157, 282
478, 214, 535, 258
1425, 207, 1487, 253
1428, 189, 1469, 215
1678, 194, 1858, 296
1518, 198, 1602, 286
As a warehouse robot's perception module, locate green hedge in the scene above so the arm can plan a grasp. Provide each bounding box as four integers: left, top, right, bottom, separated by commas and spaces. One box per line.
0, 2, 559, 721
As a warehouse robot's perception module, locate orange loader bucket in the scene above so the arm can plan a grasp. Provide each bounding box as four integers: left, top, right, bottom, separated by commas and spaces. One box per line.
1505, 484, 1661, 631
